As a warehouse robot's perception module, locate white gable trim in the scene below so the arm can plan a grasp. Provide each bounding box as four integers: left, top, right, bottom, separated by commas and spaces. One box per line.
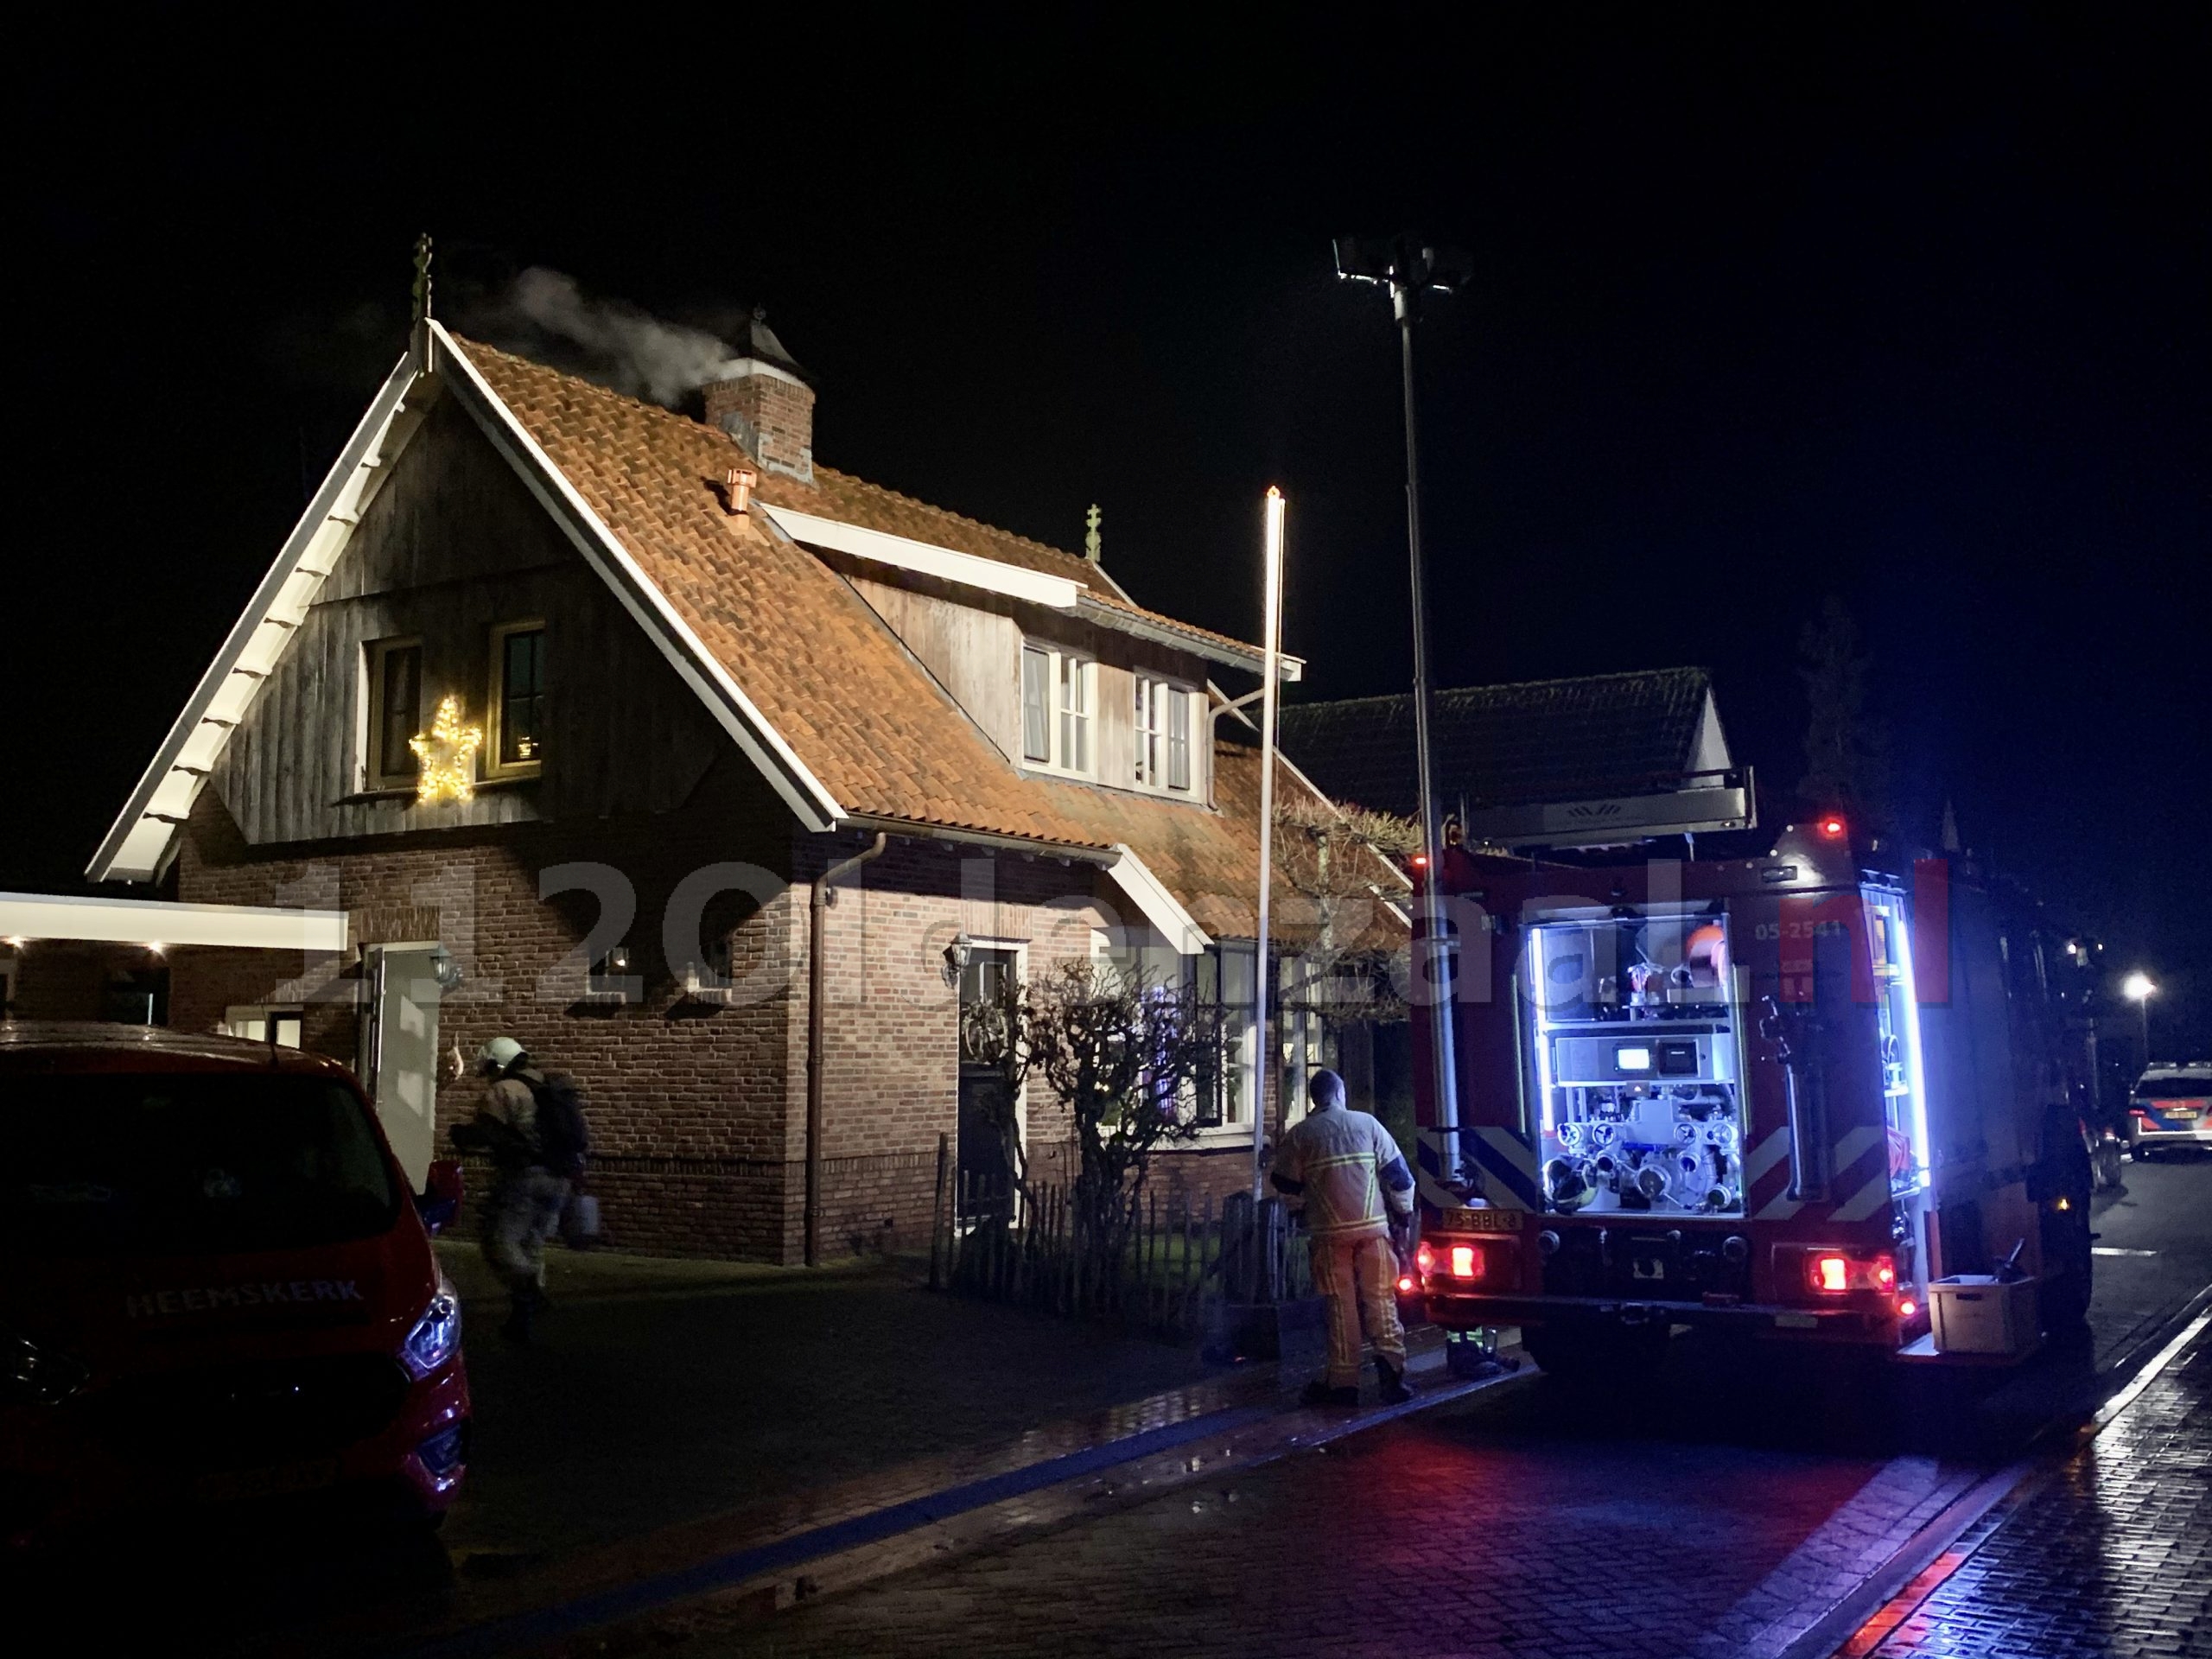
432, 323, 842, 832
89, 356, 428, 882
763, 505, 1085, 611
1106, 845, 1211, 955
1, 892, 348, 953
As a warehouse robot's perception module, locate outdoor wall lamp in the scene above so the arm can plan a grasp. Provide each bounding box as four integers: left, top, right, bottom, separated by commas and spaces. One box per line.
944, 931, 974, 983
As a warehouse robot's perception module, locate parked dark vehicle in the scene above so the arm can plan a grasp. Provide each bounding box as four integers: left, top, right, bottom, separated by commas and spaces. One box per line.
0, 1023, 470, 1549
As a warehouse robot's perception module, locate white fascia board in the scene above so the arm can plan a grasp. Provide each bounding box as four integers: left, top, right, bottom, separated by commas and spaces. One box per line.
1106, 846, 1211, 955
88, 355, 425, 882
1, 892, 348, 953
433, 323, 842, 833
763, 505, 1085, 612
1074, 597, 1305, 681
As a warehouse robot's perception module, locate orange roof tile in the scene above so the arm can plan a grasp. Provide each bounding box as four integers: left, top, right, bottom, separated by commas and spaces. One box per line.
452, 336, 1387, 941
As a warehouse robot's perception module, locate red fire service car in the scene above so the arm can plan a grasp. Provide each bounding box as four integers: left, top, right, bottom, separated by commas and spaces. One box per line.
1407, 817, 2094, 1382
2, 1023, 470, 1548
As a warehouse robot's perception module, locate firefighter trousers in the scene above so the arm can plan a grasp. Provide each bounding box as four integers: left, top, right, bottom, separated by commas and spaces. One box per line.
1309, 1231, 1408, 1389
483, 1168, 570, 1294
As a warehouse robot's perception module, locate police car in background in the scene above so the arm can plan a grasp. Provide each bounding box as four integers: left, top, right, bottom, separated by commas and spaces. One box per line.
2127, 1061, 2212, 1157
2, 1023, 471, 1548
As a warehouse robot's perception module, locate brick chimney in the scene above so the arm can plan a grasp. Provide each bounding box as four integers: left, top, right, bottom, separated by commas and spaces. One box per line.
702, 307, 815, 483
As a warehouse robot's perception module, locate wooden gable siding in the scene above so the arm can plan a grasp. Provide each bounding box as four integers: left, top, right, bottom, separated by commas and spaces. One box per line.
213, 385, 726, 847
846, 572, 1024, 760
840, 565, 1212, 802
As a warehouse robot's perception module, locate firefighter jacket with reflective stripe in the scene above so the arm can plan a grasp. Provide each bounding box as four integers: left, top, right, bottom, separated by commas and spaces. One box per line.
1268, 1103, 1415, 1241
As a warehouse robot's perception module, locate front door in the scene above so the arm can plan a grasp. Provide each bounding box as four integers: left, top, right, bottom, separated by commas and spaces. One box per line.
957, 948, 1019, 1220
358, 943, 448, 1190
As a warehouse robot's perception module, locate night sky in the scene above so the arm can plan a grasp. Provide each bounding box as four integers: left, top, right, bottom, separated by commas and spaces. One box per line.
17, 10, 2208, 1052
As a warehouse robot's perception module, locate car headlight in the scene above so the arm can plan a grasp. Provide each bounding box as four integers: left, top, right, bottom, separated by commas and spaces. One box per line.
4, 1328, 91, 1406
399, 1272, 462, 1381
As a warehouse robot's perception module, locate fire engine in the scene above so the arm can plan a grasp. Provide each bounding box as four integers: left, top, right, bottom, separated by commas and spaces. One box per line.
1407, 814, 2094, 1381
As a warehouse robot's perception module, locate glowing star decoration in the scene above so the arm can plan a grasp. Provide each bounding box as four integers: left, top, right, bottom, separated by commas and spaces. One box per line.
410, 696, 483, 804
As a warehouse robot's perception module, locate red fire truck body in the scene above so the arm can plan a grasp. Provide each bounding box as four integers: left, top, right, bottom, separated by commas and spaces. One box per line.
1408, 822, 2092, 1376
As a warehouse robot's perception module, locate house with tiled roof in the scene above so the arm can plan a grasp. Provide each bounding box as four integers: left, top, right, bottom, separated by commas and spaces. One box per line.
91, 314, 1396, 1262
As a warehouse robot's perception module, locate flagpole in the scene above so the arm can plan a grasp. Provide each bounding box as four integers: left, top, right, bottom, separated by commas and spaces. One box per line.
1252, 486, 1286, 1201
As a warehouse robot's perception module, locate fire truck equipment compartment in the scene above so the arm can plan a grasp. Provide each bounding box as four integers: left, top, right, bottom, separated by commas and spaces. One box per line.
1529, 914, 1749, 1217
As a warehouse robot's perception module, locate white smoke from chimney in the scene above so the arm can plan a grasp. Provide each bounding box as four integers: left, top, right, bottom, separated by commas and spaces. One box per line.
474, 268, 747, 407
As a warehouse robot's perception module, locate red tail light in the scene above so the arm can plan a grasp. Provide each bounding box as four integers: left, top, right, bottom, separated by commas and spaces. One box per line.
1449, 1244, 1478, 1280
1395, 1275, 1416, 1294
1818, 816, 1847, 839
1897, 1297, 1919, 1319
1414, 1242, 1436, 1276
1804, 1250, 1898, 1296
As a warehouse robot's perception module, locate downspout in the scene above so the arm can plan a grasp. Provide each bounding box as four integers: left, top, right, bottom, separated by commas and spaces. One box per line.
806, 832, 889, 1266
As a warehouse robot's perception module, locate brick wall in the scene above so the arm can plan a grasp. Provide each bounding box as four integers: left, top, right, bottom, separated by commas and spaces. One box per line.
175, 754, 810, 1255
170, 766, 1310, 1266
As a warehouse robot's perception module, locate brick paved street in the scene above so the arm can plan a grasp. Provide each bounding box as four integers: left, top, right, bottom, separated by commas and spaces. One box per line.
1858, 1321, 2211, 1659
671, 1157, 2212, 1659
686, 1369, 1948, 1659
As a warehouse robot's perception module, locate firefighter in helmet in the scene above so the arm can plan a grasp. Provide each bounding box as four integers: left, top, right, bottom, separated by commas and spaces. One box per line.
1269, 1068, 1418, 1405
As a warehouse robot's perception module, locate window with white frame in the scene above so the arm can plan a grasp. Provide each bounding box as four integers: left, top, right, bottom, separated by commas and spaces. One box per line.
1167, 685, 1192, 791
1020, 642, 1095, 776
1190, 944, 1257, 1128
1058, 653, 1091, 773
1134, 677, 1196, 792
1021, 646, 1052, 762
223, 1005, 304, 1048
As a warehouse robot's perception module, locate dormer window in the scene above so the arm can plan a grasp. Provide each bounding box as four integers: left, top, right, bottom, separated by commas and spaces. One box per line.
1135, 677, 1195, 792
1058, 653, 1091, 773
1020, 642, 1094, 777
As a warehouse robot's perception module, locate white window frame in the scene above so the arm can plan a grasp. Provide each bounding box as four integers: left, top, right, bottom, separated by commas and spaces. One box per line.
1020, 645, 1052, 763
1188, 942, 1258, 1134
1020, 642, 1096, 778
1166, 684, 1193, 792
1134, 676, 1198, 794
223, 1004, 305, 1048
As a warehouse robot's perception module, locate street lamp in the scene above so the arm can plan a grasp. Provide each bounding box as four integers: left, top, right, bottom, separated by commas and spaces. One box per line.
2123, 971, 2158, 1067
1251, 486, 1287, 1201
1333, 234, 1475, 1172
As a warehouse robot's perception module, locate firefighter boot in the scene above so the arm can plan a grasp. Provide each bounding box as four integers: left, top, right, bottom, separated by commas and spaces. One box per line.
1301, 1378, 1360, 1408
1375, 1357, 1414, 1405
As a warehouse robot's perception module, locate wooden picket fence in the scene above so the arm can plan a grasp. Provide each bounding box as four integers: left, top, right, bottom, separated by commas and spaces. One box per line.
929, 1146, 1312, 1343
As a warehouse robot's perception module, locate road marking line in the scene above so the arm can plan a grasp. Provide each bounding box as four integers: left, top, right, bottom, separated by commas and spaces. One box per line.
2091, 1245, 2159, 1257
